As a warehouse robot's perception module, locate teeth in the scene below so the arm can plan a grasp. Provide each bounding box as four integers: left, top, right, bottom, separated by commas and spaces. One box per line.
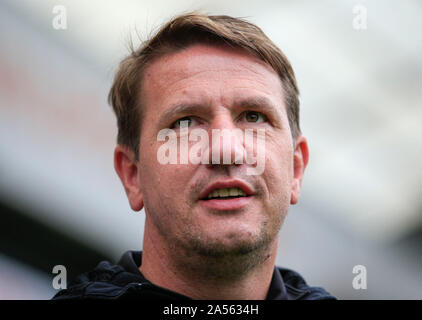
229, 188, 239, 196
207, 187, 247, 199
219, 188, 229, 197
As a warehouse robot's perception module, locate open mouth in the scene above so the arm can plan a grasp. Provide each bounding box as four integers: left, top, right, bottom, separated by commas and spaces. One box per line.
201, 187, 250, 200
198, 180, 253, 210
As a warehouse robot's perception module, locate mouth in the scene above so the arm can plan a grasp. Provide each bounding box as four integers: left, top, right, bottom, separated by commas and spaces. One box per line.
201, 187, 248, 200
198, 180, 254, 211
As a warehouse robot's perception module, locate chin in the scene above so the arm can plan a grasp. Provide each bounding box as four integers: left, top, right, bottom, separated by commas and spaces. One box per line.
189, 228, 271, 258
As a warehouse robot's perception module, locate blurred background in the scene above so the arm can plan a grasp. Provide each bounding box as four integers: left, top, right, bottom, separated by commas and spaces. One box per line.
1, 0, 421, 299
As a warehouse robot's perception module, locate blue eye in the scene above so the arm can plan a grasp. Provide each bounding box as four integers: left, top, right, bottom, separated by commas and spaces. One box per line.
243, 111, 266, 123
171, 116, 197, 128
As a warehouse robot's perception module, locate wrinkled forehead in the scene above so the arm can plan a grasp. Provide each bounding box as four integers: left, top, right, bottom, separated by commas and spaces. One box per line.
140, 44, 284, 115
145, 43, 279, 84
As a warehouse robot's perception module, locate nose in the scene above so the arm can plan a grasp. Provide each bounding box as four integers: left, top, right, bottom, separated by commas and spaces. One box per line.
205, 114, 246, 167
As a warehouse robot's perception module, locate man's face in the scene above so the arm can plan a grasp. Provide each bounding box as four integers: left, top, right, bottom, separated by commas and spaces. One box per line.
130, 44, 305, 256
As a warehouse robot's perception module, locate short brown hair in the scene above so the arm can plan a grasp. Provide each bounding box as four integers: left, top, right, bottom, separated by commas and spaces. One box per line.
108, 12, 300, 158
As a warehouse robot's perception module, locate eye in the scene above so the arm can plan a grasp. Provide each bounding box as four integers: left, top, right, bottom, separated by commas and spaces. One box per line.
242, 111, 267, 123
171, 116, 198, 129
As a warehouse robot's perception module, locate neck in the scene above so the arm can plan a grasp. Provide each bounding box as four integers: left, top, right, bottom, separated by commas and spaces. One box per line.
140, 217, 278, 300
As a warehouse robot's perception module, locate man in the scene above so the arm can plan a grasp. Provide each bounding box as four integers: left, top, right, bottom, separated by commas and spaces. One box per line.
53, 12, 336, 300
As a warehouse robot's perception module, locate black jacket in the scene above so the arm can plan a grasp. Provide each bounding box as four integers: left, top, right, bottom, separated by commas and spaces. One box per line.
52, 251, 336, 300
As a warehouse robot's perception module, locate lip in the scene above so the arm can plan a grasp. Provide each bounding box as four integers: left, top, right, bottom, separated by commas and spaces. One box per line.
199, 179, 254, 200
198, 196, 252, 211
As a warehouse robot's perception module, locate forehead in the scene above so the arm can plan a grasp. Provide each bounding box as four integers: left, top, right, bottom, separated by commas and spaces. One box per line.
141, 44, 284, 118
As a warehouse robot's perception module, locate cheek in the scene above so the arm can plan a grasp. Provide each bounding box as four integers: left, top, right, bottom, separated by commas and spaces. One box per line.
140, 135, 198, 193
140, 160, 195, 206
264, 140, 294, 197
265, 161, 292, 197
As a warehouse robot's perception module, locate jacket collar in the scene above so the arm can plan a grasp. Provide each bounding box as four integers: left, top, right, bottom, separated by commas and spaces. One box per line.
117, 250, 308, 300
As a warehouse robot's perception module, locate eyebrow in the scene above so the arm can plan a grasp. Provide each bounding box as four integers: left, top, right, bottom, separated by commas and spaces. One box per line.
232, 96, 281, 118
158, 96, 281, 128
158, 103, 211, 128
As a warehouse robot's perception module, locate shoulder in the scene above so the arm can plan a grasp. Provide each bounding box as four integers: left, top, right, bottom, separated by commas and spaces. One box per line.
277, 266, 337, 300
51, 256, 190, 300
51, 260, 145, 300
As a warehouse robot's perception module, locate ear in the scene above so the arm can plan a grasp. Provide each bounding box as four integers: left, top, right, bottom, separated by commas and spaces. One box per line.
114, 145, 144, 211
290, 135, 309, 205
